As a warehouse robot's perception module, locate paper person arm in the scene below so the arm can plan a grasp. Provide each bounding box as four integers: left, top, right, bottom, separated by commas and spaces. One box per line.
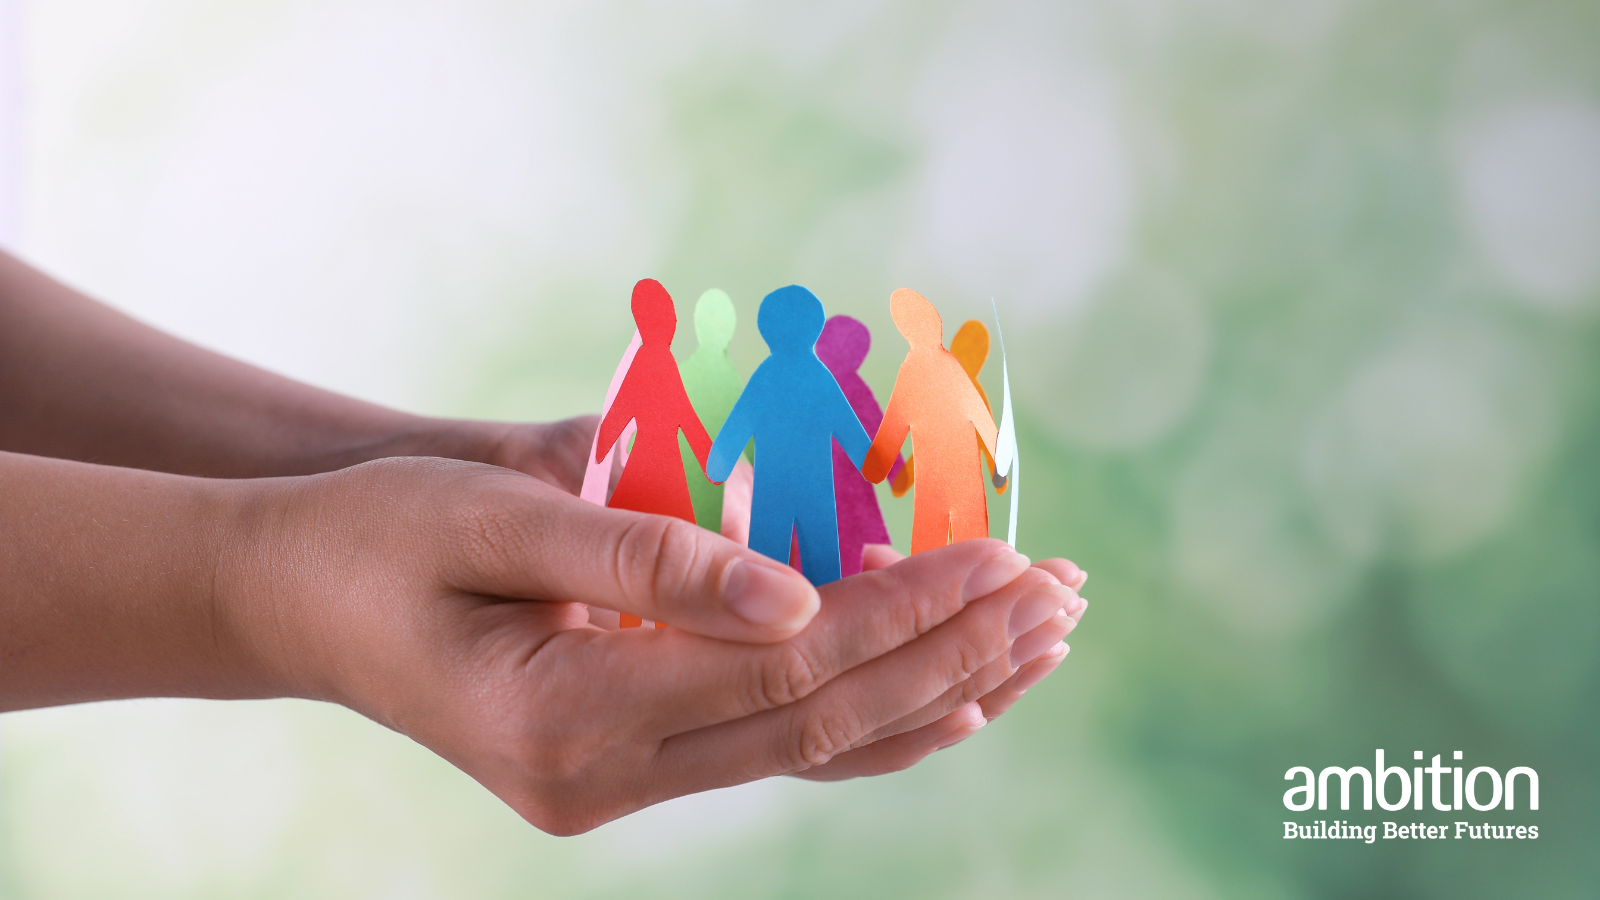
853, 388, 906, 485
594, 376, 640, 465
679, 391, 714, 475
889, 455, 914, 496
971, 395, 999, 462
831, 390, 873, 472
862, 387, 910, 484
706, 378, 760, 484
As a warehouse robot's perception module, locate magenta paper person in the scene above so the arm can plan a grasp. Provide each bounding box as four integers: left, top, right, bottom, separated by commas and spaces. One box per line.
815, 315, 905, 578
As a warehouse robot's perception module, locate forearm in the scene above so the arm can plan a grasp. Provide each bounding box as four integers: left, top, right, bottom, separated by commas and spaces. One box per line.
0, 450, 277, 711
0, 251, 496, 477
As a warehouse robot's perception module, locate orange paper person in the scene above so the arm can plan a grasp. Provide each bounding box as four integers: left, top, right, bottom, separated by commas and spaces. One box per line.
863, 289, 999, 554
597, 280, 714, 524
896, 319, 1003, 498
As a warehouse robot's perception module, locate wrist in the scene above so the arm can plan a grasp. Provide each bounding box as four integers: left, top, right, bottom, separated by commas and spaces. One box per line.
208, 474, 346, 704
0, 454, 281, 710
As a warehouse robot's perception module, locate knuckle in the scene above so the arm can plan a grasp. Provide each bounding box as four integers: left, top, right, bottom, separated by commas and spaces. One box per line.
959, 673, 988, 705
453, 494, 536, 580
547, 416, 597, 453
877, 567, 952, 639
613, 516, 707, 609
789, 704, 866, 770
944, 634, 992, 686
753, 642, 825, 709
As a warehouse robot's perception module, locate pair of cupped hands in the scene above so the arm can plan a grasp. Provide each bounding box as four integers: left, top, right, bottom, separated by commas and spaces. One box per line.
218, 417, 1086, 836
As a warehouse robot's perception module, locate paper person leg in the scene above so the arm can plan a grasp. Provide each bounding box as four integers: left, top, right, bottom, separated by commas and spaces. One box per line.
833, 442, 887, 578
947, 466, 991, 544
748, 488, 797, 573
793, 499, 843, 587
911, 494, 953, 554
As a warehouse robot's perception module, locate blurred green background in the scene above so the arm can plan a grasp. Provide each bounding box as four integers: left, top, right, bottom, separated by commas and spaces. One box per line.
3, 0, 1599, 897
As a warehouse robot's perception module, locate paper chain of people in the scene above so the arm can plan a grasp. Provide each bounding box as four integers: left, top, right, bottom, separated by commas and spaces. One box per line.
580, 279, 1020, 627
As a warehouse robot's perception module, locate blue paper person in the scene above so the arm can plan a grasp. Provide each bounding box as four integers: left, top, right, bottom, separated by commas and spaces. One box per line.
706, 285, 871, 586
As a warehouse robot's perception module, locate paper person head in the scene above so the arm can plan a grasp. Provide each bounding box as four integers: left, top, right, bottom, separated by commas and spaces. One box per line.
815, 315, 871, 373
694, 289, 736, 352
631, 278, 677, 346
890, 288, 944, 349
757, 285, 826, 355
950, 320, 990, 379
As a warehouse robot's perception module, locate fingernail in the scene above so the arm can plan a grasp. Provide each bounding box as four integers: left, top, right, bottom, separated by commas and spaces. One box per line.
1013, 643, 1068, 691
1066, 592, 1086, 616
1010, 614, 1069, 666
1007, 586, 1067, 639
962, 551, 1031, 602
725, 560, 819, 629
1075, 569, 1089, 589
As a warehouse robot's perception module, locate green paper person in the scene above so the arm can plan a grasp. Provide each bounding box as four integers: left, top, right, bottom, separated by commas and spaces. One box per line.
679, 289, 747, 530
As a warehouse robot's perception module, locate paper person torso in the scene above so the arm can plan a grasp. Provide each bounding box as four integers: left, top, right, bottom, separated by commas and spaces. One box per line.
950, 319, 1005, 493
597, 279, 712, 525
816, 315, 904, 579
678, 289, 745, 532
863, 289, 998, 554
707, 286, 871, 586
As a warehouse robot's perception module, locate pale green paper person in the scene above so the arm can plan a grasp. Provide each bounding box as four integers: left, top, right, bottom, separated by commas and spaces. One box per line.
679, 289, 747, 530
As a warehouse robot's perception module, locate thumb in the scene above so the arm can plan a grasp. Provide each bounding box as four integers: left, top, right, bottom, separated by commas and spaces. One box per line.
448, 475, 819, 643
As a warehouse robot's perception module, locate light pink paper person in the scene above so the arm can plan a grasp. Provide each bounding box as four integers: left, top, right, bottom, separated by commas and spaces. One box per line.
580, 330, 642, 505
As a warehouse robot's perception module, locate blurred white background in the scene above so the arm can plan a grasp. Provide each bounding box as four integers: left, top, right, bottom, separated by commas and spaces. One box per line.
4, 1, 1599, 898
0, 3, 1181, 898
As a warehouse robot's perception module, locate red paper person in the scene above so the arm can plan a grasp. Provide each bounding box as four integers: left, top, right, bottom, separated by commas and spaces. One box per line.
596, 279, 714, 525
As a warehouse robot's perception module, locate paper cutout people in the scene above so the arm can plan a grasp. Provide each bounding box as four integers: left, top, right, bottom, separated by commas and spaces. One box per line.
707, 286, 871, 586
678, 289, 746, 531
815, 315, 904, 579
894, 319, 1001, 500
862, 289, 999, 554
990, 301, 1020, 548
597, 278, 714, 514
949, 319, 1006, 493
580, 330, 641, 505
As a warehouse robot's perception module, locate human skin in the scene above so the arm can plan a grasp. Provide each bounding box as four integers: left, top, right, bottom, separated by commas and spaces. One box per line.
0, 252, 1089, 832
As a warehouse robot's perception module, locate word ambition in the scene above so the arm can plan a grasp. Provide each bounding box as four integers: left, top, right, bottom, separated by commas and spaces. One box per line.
1283, 749, 1538, 812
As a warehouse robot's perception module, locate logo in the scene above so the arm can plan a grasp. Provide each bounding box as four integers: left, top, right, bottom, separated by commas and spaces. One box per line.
1281, 750, 1538, 842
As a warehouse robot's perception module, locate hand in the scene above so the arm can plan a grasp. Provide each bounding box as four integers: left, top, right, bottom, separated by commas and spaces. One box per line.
219, 457, 1083, 834
312, 414, 1089, 791
405, 415, 598, 492
790, 544, 1087, 780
